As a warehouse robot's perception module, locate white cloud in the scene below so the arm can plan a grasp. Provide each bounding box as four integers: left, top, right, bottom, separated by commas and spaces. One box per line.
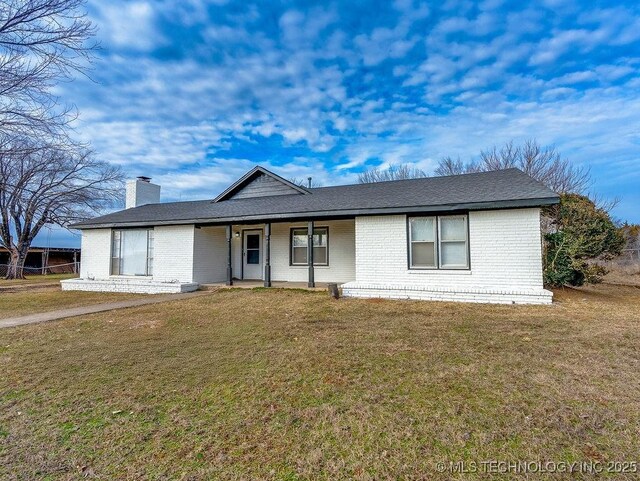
529, 29, 592, 65
92, 1, 165, 51
553, 70, 596, 85
61, 0, 639, 226
354, 26, 419, 66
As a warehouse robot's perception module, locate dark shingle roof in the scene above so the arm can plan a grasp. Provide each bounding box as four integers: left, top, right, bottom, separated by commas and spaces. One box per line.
72, 168, 559, 229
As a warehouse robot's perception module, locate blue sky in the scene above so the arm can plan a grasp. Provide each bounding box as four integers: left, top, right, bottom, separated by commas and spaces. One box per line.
42, 0, 640, 247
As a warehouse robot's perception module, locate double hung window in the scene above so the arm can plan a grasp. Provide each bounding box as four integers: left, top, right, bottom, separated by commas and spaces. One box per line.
408, 215, 468, 269
290, 227, 329, 266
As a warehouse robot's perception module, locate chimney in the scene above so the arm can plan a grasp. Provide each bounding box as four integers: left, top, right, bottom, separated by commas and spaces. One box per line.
307, 177, 312, 188
126, 176, 161, 209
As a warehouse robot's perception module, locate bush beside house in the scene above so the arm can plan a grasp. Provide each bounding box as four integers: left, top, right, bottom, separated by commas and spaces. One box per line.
543, 194, 625, 287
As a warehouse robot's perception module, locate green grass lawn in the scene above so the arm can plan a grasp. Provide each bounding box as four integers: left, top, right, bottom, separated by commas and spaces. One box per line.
1, 285, 639, 480
0, 273, 78, 286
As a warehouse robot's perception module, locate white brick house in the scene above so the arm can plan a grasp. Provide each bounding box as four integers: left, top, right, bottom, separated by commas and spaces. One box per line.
62, 166, 559, 304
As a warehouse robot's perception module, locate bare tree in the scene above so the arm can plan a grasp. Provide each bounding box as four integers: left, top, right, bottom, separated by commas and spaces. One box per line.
479, 140, 591, 193
358, 164, 428, 184
0, 0, 108, 278
435, 139, 591, 193
0, 135, 123, 279
0, 0, 96, 137
434, 156, 480, 176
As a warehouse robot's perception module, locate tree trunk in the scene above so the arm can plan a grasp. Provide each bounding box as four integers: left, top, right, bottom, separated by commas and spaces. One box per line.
5, 246, 28, 280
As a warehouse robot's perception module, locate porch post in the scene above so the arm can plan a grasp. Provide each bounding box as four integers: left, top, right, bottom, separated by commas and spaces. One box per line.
264, 222, 271, 287
225, 224, 233, 286
307, 220, 315, 288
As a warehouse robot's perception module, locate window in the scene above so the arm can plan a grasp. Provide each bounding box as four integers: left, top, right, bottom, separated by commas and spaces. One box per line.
290, 227, 328, 266
111, 229, 154, 276
439, 216, 468, 268
245, 233, 260, 264
408, 215, 468, 269
409, 217, 437, 268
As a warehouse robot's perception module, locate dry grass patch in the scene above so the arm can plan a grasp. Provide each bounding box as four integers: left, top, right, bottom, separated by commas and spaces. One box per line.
0, 288, 143, 319
602, 258, 640, 287
603, 270, 640, 287
0, 273, 78, 286
1, 285, 639, 480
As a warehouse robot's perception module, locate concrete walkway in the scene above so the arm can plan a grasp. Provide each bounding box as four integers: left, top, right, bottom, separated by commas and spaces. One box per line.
0, 290, 213, 329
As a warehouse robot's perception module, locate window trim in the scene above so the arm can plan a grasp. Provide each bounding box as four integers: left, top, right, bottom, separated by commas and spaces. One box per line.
289, 226, 329, 266
438, 215, 469, 269
146, 229, 154, 276
110, 228, 155, 276
407, 215, 470, 270
111, 230, 121, 276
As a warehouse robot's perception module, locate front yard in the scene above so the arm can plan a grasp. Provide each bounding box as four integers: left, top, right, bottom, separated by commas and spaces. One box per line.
0, 288, 142, 319
1, 285, 639, 480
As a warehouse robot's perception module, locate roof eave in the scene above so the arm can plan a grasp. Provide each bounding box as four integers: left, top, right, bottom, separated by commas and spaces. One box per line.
71, 196, 559, 230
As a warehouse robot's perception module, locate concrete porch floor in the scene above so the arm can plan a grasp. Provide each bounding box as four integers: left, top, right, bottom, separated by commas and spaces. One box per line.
202, 280, 330, 291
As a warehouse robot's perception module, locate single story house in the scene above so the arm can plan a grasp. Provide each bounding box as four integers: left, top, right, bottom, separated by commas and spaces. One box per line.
62, 166, 559, 304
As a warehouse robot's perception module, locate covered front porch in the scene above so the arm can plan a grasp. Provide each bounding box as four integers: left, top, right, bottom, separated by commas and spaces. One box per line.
192, 218, 356, 288
203, 280, 330, 290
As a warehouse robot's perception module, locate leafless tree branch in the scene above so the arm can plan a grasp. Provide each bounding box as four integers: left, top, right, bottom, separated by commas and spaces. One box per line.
358, 164, 428, 184
0, 0, 97, 137
0, 0, 100, 278
434, 156, 481, 176
435, 139, 592, 194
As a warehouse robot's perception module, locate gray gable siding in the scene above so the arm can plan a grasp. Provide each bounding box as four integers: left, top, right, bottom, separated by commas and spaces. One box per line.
229, 173, 303, 200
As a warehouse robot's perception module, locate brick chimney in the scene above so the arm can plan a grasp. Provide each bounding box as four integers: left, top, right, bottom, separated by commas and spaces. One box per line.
126, 176, 161, 209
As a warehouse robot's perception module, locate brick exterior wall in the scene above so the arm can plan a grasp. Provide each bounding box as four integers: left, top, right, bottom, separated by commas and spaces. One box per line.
68, 209, 551, 303
61, 278, 198, 294
66, 225, 199, 294
341, 208, 552, 304
125, 179, 161, 209
79, 229, 112, 279
153, 225, 196, 283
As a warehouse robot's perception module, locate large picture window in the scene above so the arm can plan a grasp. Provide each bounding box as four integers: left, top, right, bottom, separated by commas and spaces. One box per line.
290, 227, 329, 266
111, 229, 154, 276
408, 215, 468, 269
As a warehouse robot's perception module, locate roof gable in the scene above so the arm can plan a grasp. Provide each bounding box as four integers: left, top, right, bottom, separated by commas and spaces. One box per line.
213, 166, 309, 202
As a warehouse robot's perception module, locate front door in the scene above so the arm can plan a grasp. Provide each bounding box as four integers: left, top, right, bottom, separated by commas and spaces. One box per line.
242, 230, 263, 280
